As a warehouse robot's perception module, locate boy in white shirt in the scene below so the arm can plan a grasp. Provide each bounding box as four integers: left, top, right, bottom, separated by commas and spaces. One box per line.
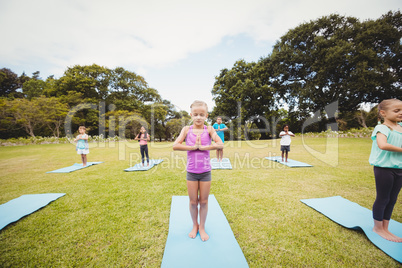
279, 124, 295, 162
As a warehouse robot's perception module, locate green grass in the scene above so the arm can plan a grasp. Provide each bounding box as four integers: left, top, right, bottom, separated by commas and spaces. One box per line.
0, 138, 400, 267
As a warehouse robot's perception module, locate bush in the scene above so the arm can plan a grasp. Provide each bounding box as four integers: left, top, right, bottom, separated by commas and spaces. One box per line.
296, 127, 374, 138
0, 135, 123, 146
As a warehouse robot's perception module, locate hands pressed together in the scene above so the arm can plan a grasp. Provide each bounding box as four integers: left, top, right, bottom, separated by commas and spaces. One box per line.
192, 134, 220, 150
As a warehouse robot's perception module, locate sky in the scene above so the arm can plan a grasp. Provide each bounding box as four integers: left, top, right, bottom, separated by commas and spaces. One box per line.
0, 0, 400, 113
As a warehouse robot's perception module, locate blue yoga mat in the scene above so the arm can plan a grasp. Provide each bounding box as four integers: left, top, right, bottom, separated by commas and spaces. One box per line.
46, 162, 103, 173
124, 159, 164, 171
161, 195, 249, 268
0, 193, 65, 230
265, 156, 312, 167
301, 196, 402, 263
211, 158, 232, 170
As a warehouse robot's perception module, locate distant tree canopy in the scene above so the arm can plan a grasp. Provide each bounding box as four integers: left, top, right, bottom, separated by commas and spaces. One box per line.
0, 64, 188, 139
212, 11, 401, 137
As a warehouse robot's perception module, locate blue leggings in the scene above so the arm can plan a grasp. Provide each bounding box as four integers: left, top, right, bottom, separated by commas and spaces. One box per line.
372, 166, 402, 221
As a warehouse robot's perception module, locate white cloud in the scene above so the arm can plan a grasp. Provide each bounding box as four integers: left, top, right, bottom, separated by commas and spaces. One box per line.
0, 0, 399, 78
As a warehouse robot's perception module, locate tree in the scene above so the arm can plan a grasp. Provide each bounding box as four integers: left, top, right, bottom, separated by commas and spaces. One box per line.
270, 11, 402, 120
8, 98, 44, 137
23, 79, 47, 100
166, 114, 191, 140
211, 60, 276, 139
0, 68, 21, 97
36, 97, 69, 137
55, 64, 111, 100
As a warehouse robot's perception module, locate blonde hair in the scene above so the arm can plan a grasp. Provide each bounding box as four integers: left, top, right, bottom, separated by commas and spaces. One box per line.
190, 100, 208, 111
377, 99, 402, 122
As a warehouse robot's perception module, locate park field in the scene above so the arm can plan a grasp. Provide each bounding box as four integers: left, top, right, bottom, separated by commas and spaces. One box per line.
0, 137, 401, 267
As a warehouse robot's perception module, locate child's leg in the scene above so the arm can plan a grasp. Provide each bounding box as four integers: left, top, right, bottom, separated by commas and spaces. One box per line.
219, 149, 223, 161
144, 145, 149, 165
216, 149, 219, 160
140, 146, 145, 165
372, 167, 402, 242
83, 154, 87, 166
285, 151, 288, 162
198, 181, 211, 241
383, 170, 402, 241
187, 180, 200, 238
281, 150, 284, 161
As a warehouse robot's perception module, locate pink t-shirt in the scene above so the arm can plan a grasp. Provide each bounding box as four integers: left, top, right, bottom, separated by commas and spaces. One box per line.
185, 125, 211, 173
139, 133, 149, 145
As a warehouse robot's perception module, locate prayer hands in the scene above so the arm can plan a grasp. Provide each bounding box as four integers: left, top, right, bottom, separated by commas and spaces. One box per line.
193, 134, 203, 150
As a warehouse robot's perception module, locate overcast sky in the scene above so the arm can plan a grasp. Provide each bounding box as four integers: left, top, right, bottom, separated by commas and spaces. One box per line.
1, 0, 400, 112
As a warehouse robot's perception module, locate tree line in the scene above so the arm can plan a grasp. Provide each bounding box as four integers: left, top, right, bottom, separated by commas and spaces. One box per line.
1, 11, 400, 140
210, 11, 401, 139
0, 65, 191, 140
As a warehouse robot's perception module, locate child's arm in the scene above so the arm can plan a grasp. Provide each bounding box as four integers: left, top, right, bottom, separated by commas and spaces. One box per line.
173, 127, 197, 151
377, 133, 402, 152
199, 126, 223, 151
279, 131, 285, 137
220, 125, 228, 132
146, 134, 150, 141
289, 131, 295, 137
75, 134, 88, 141
134, 134, 140, 140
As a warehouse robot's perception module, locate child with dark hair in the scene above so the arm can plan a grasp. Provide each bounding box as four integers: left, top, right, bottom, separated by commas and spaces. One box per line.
279, 124, 295, 162
135, 126, 150, 166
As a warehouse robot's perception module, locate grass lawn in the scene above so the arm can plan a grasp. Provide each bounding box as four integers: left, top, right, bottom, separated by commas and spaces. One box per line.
0, 137, 401, 267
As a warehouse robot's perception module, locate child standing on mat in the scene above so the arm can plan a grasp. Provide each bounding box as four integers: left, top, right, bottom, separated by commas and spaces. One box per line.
74, 126, 89, 166
369, 98, 402, 242
279, 124, 295, 162
173, 100, 223, 241
213, 117, 228, 162
135, 126, 150, 166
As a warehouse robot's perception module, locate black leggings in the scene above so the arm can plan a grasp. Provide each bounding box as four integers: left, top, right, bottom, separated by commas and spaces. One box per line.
372, 166, 402, 221
140, 145, 149, 164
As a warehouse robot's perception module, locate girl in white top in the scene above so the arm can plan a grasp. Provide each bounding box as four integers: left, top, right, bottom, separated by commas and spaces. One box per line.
279, 124, 295, 162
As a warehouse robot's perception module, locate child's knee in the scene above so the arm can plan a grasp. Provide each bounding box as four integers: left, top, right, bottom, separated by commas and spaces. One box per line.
189, 199, 199, 206
199, 199, 208, 207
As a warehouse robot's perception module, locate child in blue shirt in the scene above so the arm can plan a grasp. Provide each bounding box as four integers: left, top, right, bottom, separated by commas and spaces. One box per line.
369, 99, 402, 242
212, 117, 228, 162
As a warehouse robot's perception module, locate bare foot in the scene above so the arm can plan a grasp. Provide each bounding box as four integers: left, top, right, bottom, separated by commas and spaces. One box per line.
189, 225, 198, 239
199, 228, 209, 242
385, 230, 402, 242
373, 227, 401, 242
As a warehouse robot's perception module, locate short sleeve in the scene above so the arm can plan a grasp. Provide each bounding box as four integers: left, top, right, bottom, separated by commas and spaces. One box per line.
371, 125, 390, 141
222, 124, 227, 128
279, 131, 285, 136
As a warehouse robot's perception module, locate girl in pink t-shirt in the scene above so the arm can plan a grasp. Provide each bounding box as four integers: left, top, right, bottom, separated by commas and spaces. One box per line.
173, 100, 223, 241
135, 126, 150, 166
